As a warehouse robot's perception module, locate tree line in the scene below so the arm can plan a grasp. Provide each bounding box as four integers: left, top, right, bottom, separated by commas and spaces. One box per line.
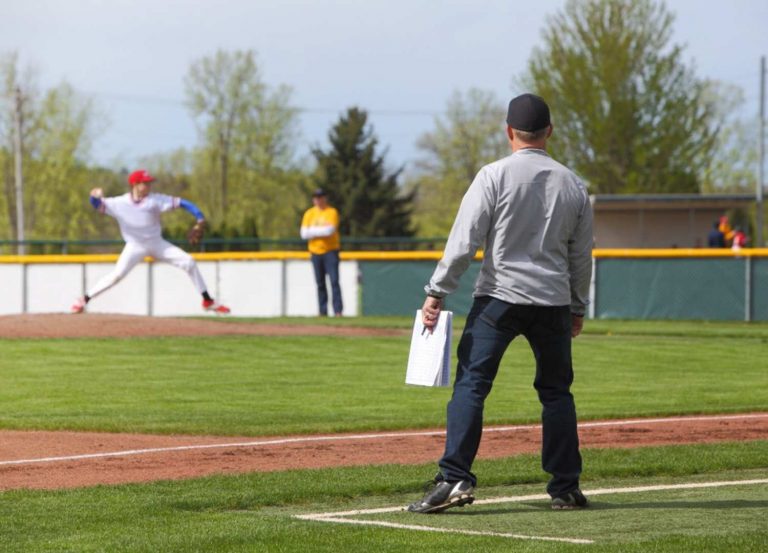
0, 0, 759, 249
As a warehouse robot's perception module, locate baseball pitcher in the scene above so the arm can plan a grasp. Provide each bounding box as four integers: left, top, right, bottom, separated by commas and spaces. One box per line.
71, 169, 230, 314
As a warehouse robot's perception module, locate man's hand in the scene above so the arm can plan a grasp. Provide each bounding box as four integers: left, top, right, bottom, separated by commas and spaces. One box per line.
90, 187, 104, 198
571, 314, 584, 338
422, 295, 443, 330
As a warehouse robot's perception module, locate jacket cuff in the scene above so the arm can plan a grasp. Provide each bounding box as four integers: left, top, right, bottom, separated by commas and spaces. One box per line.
423, 285, 445, 299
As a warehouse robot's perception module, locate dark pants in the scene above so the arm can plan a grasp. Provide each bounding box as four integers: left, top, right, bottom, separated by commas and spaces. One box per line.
438, 296, 582, 497
310, 250, 343, 316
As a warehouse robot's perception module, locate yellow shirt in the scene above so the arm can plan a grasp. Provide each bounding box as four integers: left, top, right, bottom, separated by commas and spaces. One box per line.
301, 206, 340, 255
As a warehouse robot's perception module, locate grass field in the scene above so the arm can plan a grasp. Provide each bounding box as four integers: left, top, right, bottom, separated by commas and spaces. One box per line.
0, 318, 766, 552
0, 318, 765, 434
1, 443, 766, 552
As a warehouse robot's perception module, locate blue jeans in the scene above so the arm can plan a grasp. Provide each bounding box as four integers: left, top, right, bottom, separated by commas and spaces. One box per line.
438, 296, 582, 497
310, 250, 343, 316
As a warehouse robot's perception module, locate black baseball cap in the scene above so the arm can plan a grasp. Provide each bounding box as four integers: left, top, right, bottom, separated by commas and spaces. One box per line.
506, 93, 551, 131
312, 188, 327, 197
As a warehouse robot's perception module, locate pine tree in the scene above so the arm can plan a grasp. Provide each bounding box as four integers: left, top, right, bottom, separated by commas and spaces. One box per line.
312, 107, 415, 238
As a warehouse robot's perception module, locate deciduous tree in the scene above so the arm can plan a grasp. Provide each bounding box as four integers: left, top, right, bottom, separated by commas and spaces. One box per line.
521, 0, 717, 193
0, 52, 101, 245
698, 81, 757, 193
184, 49, 300, 232
409, 89, 508, 237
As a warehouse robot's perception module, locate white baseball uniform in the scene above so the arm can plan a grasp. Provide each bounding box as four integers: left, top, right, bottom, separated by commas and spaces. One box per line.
87, 192, 208, 299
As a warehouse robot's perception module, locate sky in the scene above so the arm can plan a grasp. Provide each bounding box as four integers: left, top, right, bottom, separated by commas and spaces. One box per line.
1, 0, 766, 176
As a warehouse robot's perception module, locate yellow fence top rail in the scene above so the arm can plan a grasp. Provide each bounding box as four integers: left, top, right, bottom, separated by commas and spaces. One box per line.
592, 248, 768, 258
2, 248, 768, 264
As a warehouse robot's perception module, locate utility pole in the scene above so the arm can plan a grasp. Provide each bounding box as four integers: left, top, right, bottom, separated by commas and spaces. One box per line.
13, 85, 25, 255
757, 56, 766, 248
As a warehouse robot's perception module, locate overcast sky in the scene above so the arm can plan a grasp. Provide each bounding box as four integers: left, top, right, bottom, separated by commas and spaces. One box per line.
2, 0, 766, 174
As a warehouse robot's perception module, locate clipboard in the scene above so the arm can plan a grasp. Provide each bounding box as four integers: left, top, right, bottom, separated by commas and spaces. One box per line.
405, 309, 453, 387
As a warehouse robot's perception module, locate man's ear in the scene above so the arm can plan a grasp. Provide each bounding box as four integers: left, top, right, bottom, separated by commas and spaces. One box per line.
506, 125, 515, 144
546, 124, 553, 139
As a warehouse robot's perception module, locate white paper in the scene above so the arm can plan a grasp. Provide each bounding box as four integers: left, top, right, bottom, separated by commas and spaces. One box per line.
405, 309, 452, 387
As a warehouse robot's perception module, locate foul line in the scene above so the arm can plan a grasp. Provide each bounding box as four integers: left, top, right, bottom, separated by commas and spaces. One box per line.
1, 413, 766, 467
294, 478, 768, 545
302, 518, 595, 544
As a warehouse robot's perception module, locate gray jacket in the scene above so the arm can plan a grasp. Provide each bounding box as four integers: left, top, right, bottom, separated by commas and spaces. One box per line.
425, 148, 593, 315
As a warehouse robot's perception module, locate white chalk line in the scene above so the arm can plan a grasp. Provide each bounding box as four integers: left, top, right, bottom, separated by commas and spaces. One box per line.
300, 478, 768, 518
1, 413, 766, 467
294, 478, 768, 545
304, 517, 595, 545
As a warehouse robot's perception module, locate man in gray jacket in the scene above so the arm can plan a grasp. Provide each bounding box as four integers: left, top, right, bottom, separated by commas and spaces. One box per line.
408, 93, 593, 514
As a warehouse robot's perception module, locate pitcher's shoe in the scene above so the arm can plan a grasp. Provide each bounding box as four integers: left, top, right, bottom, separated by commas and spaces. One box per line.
71, 296, 87, 314
407, 478, 475, 514
202, 299, 230, 314
551, 489, 589, 510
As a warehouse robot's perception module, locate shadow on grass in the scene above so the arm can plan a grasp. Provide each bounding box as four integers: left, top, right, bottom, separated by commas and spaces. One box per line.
447, 499, 768, 516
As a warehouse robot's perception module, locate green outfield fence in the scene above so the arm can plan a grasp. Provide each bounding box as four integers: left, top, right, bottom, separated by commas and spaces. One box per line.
591, 249, 768, 322
355, 248, 768, 321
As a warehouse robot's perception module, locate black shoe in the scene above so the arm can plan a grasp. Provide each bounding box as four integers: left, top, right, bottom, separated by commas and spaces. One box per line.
551, 488, 589, 510
407, 478, 475, 514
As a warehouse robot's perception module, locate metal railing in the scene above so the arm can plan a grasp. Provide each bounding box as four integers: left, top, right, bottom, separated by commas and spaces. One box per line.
0, 236, 449, 255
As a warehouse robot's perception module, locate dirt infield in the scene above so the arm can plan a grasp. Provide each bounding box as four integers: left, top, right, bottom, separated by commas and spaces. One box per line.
2, 414, 767, 491
0, 313, 405, 339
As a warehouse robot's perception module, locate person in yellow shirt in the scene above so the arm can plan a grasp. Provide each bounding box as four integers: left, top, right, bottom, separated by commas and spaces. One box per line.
718, 215, 735, 247
300, 189, 343, 316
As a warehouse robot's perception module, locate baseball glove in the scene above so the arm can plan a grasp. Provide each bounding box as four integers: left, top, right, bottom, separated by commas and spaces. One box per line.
187, 220, 206, 246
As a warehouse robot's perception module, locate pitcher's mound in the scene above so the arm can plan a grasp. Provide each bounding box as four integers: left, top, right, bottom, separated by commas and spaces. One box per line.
0, 313, 404, 339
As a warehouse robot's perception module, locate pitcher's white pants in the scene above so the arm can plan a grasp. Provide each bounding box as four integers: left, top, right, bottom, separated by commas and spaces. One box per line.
87, 239, 208, 299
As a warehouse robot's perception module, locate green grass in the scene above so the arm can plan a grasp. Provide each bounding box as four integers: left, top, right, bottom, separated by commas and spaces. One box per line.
1, 442, 766, 552
207, 314, 768, 340
202, 315, 419, 329
0, 319, 766, 434
378, 475, 768, 549
1, 319, 766, 552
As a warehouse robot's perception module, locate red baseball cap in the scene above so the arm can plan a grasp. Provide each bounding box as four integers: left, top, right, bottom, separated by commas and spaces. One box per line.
128, 169, 156, 186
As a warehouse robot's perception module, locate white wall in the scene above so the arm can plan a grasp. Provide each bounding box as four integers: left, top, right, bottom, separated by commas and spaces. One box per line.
152, 261, 220, 316
285, 259, 358, 316
218, 260, 284, 317
27, 264, 83, 314
86, 262, 148, 315
0, 265, 24, 315
2, 259, 359, 317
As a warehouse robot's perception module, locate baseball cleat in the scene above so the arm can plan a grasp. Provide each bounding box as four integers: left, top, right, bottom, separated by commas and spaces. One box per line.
202, 299, 230, 314
70, 297, 87, 314
407, 478, 475, 514
551, 489, 589, 510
